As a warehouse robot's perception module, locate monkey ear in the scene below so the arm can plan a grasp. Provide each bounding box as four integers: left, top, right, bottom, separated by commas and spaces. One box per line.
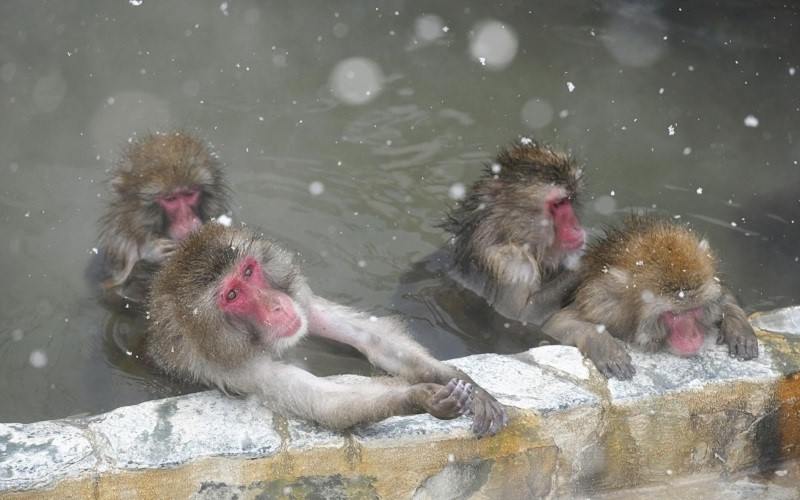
698, 239, 710, 252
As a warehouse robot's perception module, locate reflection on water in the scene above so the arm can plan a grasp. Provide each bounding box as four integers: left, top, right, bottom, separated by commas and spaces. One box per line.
0, 1, 798, 423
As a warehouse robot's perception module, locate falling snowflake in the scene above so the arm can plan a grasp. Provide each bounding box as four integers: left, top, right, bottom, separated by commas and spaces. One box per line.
309, 181, 325, 196
448, 182, 466, 200
743, 115, 759, 127
566, 81, 575, 93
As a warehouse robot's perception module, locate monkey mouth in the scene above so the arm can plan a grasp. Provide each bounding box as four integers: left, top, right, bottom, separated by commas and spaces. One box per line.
559, 230, 585, 251
272, 314, 303, 338
662, 308, 706, 356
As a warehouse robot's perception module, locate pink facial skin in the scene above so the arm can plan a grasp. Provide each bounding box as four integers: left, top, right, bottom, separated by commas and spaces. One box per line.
548, 196, 584, 251
218, 257, 302, 340
661, 307, 706, 356
158, 187, 202, 241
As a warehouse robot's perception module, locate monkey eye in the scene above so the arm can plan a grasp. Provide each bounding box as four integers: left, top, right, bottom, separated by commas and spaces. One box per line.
243, 266, 253, 278
226, 289, 238, 302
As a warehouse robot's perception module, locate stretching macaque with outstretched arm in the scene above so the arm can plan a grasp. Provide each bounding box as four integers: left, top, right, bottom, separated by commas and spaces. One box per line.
146, 224, 507, 436
543, 215, 759, 379
442, 139, 586, 326
88, 131, 231, 309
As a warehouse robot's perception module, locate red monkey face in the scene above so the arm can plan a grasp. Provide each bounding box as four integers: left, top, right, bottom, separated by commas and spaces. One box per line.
218, 256, 307, 344
660, 307, 706, 356
546, 189, 585, 251
158, 187, 202, 240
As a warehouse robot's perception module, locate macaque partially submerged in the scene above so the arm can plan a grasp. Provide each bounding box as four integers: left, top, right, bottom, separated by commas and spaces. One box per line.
442, 140, 586, 324
89, 131, 230, 308
543, 215, 759, 379
146, 224, 507, 435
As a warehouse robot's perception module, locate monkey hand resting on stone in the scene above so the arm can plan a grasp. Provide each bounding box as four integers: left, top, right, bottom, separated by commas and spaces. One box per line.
145, 223, 508, 436
441, 139, 587, 326
543, 215, 759, 380
88, 131, 231, 309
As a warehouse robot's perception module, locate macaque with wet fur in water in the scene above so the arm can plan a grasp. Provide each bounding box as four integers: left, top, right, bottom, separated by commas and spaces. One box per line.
543, 215, 759, 379
89, 131, 230, 309
442, 139, 586, 325
146, 224, 507, 435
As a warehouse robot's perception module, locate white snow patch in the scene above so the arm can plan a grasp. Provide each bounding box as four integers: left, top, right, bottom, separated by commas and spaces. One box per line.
414, 15, 444, 43
215, 214, 232, 227
448, 182, 466, 200
593, 195, 616, 215
521, 98, 554, 129
469, 20, 518, 70
527, 345, 591, 381
309, 181, 325, 196
744, 115, 759, 127
29, 350, 48, 368
329, 58, 384, 105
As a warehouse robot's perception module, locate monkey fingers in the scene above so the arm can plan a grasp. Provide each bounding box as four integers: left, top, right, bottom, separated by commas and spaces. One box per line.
141, 238, 178, 263
469, 389, 507, 437
587, 335, 635, 380
414, 379, 473, 420
726, 331, 759, 360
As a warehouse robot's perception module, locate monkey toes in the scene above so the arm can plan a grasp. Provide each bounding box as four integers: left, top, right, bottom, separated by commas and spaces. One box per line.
587, 335, 636, 380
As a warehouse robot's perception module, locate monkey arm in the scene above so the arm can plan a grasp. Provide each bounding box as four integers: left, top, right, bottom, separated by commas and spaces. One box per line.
520, 269, 583, 325
225, 360, 468, 430
542, 306, 635, 379
306, 297, 455, 382
307, 296, 508, 436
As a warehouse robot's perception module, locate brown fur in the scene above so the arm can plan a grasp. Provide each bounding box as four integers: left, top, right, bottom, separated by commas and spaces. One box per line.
92, 130, 230, 307
582, 215, 716, 295
544, 215, 758, 379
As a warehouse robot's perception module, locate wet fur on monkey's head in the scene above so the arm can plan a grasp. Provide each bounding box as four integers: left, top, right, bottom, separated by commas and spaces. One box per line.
442, 139, 585, 277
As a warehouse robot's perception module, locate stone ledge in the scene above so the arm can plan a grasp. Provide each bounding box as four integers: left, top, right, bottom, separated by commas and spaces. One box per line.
2, 307, 800, 499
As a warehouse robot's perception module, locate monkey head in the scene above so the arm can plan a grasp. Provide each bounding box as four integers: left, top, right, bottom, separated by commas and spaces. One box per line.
579, 216, 724, 357
148, 223, 310, 372
110, 131, 229, 241
445, 139, 585, 273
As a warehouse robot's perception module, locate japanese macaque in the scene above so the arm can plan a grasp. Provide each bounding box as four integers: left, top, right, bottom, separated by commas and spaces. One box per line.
442, 139, 586, 325
543, 215, 759, 379
90, 131, 230, 308
146, 224, 507, 435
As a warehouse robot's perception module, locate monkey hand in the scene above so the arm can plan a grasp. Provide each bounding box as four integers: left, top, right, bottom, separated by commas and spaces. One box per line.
141, 239, 178, 263
466, 387, 508, 438
718, 321, 759, 360
586, 334, 635, 380
411, 379, 473, 420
